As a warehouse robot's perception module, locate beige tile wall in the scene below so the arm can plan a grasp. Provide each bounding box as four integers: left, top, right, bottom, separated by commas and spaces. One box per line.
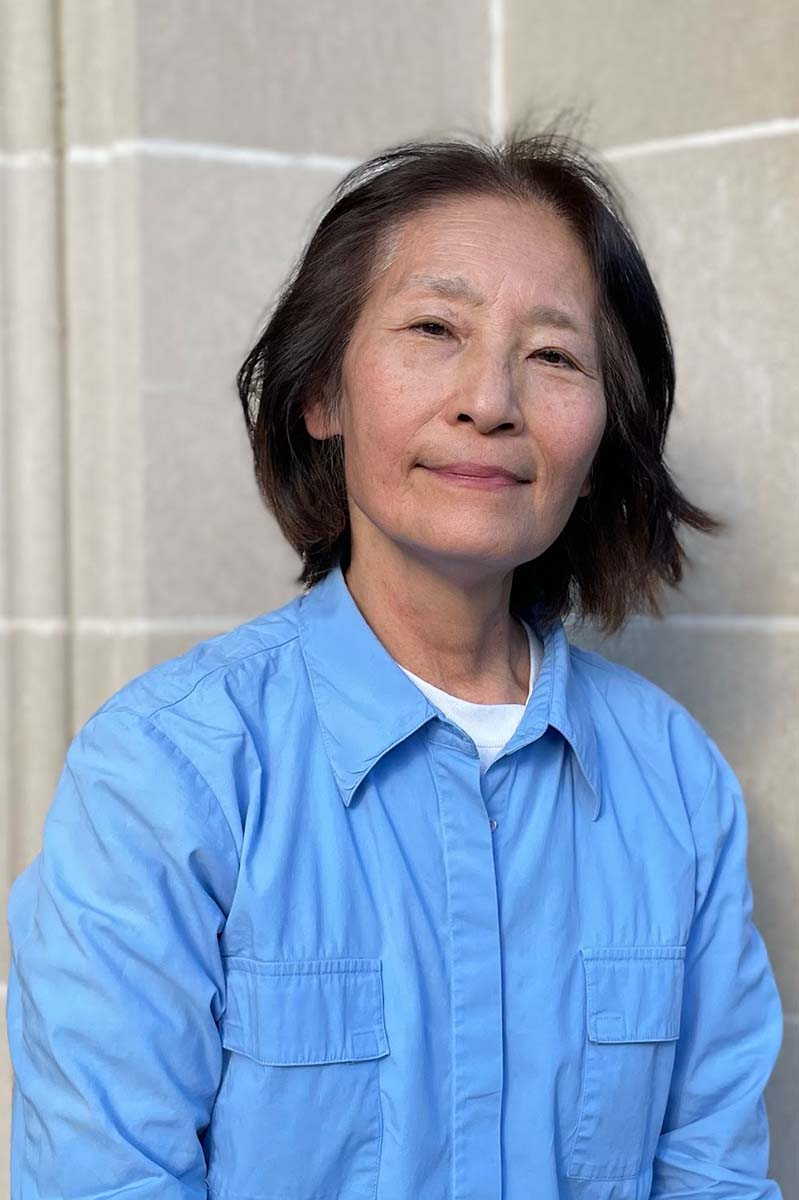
2, 0, 796, 1194
505, 0, 799, 147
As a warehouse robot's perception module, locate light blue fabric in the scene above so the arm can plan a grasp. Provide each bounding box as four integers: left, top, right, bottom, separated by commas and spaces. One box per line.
5, 562, 784, 1199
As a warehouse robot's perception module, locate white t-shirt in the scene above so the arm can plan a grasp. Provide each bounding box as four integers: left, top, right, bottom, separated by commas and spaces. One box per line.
395, 618, 544, 775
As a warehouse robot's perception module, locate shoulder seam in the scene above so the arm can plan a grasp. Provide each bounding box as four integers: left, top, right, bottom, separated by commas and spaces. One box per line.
78, 709, 243, 874
687, 744, 719, 828
77, 707, 244, 871
141, 714, 242, 871
142, 631, 300, 721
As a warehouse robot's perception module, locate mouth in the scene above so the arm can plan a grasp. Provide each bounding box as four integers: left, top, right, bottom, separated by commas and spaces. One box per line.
418, 465, 529, 491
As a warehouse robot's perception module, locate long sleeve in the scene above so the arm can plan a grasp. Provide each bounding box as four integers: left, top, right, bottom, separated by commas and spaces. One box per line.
5, 708, 240, 1199
650, 735, 785, 1198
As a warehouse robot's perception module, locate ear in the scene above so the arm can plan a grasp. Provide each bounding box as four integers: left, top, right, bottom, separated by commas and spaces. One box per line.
578, 474, 591, 498
302, 397, 341, 441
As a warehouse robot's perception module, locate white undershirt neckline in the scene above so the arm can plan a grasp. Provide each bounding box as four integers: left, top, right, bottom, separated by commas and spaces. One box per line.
394, 619, 544, 775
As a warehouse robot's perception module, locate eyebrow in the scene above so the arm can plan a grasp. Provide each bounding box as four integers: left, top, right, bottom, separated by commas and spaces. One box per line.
391, 272, 589, 336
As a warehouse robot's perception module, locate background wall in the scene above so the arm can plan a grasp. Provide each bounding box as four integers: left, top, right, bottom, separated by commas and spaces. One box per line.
1, 0, 796, 1192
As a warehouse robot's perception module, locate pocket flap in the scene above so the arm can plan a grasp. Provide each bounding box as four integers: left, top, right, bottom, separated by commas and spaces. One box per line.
219, 955, 390, 1065
580, 946, 686, 1043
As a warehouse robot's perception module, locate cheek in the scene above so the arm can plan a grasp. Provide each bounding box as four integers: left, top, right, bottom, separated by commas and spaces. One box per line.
341, 375, 388, 461
533, 397, 606, 484
346, 407, 413, 475
345, 369, 427, 474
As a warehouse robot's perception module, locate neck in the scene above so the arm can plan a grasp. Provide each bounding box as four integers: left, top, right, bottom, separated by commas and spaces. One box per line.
343, 550, 531, 705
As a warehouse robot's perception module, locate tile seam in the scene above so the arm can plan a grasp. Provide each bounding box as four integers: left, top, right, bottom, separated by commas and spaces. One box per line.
1, 116, 797, 171
488, 0, 505, 143
604, 116, 799, 159
2, 615, 799, 635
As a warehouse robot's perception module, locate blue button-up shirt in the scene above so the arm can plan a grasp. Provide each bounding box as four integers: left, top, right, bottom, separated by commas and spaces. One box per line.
5, 563, 784, 1199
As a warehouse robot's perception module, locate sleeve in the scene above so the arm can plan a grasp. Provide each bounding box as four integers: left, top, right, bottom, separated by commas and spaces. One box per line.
5, 708, 240, 1200
650, 734, 785, 1198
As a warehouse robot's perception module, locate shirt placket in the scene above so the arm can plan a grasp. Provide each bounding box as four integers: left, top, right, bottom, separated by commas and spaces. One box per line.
428, 721, 505, 1200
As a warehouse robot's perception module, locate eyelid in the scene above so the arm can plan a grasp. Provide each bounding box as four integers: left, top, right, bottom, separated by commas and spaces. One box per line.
535, 348, 578, 369
409, 322, 578, 367
407, 320, 457, 344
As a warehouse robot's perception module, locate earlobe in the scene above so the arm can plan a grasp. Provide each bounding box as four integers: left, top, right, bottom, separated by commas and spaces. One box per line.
303, 399, 329, 440
303, 397, 342, 441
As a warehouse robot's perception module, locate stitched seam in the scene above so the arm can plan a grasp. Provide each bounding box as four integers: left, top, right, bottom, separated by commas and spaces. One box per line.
144, 632, 300, 720
144, 715, 242, 873
687, 749, 718, 828
566, 975, 592, 1174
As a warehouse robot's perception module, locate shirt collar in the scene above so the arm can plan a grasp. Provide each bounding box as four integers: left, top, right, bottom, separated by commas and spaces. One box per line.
296, 562, 602, 820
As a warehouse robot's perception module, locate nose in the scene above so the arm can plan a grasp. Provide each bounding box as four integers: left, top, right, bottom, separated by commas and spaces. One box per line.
447, 353, 524, 434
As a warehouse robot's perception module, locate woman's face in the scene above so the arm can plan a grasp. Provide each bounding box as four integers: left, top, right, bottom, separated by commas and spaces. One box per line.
304, 193, 607, 586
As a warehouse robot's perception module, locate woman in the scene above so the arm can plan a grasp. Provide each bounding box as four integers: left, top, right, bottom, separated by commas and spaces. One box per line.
6, 124, 784, 1200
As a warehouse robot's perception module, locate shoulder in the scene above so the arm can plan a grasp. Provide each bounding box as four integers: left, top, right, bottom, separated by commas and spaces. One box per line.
56, 592, 308, 861
568, 637, 702, 733
567, 638, 720, 820
68, 592, 307, 802
86, 594, 304, 728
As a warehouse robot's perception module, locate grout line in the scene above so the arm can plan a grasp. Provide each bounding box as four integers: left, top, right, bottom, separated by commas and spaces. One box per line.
607, 615, 799, 632
0, 616, 261, 636
53, 0, 75, 746
1, 614, 799, 636
604, 116, 799, 160
0, 148, 55, 168
72, 140, 359, 170
1, 116, 797, 172
0, 143, 357, 170
488, 0, 505, 145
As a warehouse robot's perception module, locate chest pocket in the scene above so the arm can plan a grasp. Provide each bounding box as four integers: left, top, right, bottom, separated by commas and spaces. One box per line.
205, 956, 390, 1200
566, 945, 686, 1184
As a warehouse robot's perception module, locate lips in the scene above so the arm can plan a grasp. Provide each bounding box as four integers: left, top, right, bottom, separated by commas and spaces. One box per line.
421, 461, 528, 482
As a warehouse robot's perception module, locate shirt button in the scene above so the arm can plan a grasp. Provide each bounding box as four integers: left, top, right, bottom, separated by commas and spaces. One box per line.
488, 817, 497, 832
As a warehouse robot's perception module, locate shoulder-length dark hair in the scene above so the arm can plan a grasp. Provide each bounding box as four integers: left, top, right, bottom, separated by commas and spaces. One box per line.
236, 111, 725, 636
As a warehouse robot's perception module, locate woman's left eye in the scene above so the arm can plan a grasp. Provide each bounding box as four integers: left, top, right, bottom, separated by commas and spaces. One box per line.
410, 321, 450, 337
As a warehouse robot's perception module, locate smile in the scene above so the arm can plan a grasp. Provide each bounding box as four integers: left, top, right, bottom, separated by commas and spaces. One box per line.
419, 466, 527, 491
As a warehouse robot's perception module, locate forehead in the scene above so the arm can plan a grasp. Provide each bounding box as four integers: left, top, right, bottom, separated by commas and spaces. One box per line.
378, 195, 597, 310
376, 195, 598, 333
